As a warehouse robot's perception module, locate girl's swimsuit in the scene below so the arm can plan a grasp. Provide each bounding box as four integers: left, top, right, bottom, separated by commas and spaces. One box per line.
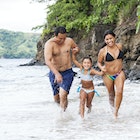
80, 69, 93, 81
79, 69, 94, 94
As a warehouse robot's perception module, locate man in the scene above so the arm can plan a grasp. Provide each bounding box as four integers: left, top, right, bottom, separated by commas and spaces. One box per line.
44, 26, 79, 111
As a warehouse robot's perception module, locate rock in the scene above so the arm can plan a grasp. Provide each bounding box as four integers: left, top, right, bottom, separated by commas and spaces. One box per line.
129, 57, 140, 80
30, 12, 140, 81
19, 59, 45, 66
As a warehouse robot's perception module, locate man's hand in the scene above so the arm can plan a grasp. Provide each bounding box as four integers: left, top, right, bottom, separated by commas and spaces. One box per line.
54, 73, 63, 83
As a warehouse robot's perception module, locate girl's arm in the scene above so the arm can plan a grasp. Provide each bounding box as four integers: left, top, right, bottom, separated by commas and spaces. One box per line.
72, 52, 82, 69
90, 68, 104, 76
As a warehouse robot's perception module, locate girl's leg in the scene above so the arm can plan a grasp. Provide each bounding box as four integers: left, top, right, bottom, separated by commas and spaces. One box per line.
79, 90, 87, 118
114, 71, 125, 118
86, 92, 94, 113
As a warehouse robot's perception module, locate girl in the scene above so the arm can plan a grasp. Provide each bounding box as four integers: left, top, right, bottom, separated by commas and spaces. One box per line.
72, 53, 103, 118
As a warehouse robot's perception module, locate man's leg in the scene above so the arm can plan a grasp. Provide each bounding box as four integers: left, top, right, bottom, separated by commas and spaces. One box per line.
59, 68, 74, 111
59, 88, 68, 111
49, 71, 60, 103
54, 93, 60, 104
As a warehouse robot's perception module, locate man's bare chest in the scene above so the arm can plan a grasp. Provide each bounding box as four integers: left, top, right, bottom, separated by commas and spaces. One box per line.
53, 46, 71, 56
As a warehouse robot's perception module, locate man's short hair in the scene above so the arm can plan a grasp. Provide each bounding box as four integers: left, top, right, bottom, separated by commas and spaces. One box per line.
54, 26, 67, 36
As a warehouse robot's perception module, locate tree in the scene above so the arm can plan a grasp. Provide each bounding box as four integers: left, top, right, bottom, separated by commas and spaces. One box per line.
34, 0, 140, 34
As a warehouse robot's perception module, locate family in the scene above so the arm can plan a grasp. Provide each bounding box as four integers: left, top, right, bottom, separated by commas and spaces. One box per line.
44, 26, 125, 119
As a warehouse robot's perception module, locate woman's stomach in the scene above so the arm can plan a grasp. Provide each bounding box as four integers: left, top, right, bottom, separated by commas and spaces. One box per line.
105, 60, 123, 75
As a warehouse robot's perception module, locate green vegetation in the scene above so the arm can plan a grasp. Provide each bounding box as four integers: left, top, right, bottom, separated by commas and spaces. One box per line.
2, 0, 139, 58
0, 29, 40, 58
34, 0, 140, 35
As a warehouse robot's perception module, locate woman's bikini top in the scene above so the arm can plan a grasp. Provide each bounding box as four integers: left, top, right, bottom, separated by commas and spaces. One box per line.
105, 46, 124, 62
80, 69, 93, 81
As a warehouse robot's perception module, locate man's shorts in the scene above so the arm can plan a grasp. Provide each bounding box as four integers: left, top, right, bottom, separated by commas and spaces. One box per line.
49, 68, 74, 95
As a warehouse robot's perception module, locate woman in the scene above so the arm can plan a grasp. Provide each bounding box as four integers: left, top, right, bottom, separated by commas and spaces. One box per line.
97, 30, 125, 118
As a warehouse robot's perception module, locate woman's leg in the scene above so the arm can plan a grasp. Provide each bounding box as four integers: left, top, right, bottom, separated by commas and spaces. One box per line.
80, 90, 87, 118
114, 71, 125, 118
103, 75, 115, 107
86, 92, 94, 113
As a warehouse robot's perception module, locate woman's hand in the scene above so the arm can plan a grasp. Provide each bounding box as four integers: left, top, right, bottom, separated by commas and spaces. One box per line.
101, 66, 107, 73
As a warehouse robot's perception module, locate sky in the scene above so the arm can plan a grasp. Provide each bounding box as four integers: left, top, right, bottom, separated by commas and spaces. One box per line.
0, 0, 47, 33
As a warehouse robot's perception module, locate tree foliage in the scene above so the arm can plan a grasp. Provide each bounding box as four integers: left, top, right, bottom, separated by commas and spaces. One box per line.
40, 0, 140, 35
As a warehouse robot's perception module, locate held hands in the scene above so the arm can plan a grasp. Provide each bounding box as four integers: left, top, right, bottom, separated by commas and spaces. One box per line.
101, 66, 107, 73
100, 71, 104, 76
72, 47, 79, 54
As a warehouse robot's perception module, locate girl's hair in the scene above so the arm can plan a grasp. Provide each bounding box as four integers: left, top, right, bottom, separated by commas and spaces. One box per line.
82, 56, 92, 63
103, 29, 115, 39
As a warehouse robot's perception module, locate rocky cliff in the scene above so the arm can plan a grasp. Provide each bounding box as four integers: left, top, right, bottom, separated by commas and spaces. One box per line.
28, 16, 140, 81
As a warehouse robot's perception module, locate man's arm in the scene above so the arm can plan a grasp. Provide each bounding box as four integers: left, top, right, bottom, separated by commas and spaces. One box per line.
44, 42, 62, 83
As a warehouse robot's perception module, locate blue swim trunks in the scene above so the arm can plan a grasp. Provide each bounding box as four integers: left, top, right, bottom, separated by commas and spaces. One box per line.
49, 68, 74, 95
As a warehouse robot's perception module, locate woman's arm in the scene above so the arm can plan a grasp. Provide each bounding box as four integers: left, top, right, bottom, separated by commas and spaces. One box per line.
117, 43, 123, 50
97, 49, 106, 72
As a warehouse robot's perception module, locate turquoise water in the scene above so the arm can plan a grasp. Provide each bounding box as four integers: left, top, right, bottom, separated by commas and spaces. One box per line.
0, 59, 140, 140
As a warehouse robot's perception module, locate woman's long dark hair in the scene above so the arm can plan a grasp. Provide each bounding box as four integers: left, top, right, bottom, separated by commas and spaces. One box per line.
102, 29, 116, 48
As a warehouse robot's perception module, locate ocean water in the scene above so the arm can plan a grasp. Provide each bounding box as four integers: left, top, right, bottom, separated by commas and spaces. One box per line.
0, 59, 140, 140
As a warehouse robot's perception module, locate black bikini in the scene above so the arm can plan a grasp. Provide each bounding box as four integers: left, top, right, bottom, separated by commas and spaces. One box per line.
105, 46, 124, 81
105, 46, 124, 62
